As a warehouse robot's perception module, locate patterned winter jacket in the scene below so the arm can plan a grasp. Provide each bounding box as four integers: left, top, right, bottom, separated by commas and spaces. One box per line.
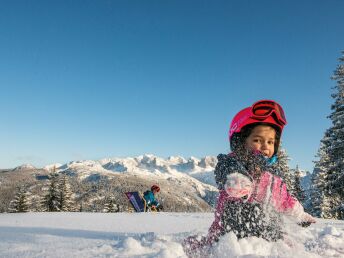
206, 153, 307, 244
143, 190, 160, 207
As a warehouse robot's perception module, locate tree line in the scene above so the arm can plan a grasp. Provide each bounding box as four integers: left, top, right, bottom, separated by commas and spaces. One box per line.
277, 51, 344, 219
309, 51, 344, 219
9, 173, 120, 213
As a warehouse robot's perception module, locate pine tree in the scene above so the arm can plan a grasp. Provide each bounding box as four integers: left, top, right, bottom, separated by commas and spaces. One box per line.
293, 165, 305, 204
277, 147, 294, 194
59, 175, 74, 211
311, 136, 331, 217
311, 51, 344, 219
319, 193, 334, 218
103, 196, 120, 213
41, 174, 60, 212
325, 51, 344, 219
9, 185, 31, 213
79, 201, 83, 212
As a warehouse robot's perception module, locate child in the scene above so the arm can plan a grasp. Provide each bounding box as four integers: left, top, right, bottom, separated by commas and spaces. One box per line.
183, 100, 315, 256
143, 184, 163, 211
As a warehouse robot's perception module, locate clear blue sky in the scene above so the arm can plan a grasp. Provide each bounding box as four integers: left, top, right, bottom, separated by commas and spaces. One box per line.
1, 0, 343, 171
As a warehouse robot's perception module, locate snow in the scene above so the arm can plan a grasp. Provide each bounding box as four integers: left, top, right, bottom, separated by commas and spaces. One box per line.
1, 213, 344, 257
46, 154, 218, 185
41, 155, 219, 202
43, 163, 63, 171
13, 164, 36, 171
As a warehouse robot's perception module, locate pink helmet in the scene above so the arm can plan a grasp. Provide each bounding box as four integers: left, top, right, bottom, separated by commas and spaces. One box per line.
229, 100, 287, 142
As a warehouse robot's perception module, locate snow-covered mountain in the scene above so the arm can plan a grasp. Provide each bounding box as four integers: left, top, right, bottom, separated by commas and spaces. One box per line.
13, 163, 36, 171
43, 163, 63, 172
0, 155, 219, 213
47, 154, 218, 190
49, 154, 218, 208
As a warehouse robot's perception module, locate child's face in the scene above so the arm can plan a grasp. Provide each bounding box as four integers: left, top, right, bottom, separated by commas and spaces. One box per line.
245, 125, 276, 158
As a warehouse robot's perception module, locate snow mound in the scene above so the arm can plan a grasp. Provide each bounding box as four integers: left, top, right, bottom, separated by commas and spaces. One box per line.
0, 213, 343, 258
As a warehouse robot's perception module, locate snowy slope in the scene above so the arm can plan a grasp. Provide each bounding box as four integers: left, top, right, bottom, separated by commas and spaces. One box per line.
0, 155, 220, 213
13, 163, 36, 171
0, 212, 343, 258
50, 154, 218, 204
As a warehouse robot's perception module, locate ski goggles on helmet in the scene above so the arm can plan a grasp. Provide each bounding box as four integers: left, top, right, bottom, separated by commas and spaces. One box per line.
251, 100, 286, 126
229, 99, 287, 139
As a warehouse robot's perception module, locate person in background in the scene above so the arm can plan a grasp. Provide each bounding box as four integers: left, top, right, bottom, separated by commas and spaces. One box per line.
143, 184, 163, 211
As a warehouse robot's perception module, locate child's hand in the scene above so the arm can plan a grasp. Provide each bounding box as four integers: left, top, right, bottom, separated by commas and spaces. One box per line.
301, 213, 316, 224
226, 188, 251, 198
225, 172, 253, 199
298, 222, 311, 227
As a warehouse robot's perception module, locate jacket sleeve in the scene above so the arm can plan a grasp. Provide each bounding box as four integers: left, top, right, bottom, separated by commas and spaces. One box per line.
269, 174, 306, 221
206, 191, 227, 244
151, 198, 159, 207
214, 153, 250, 190
145, 191, 159, 207
143, 191, 153, 205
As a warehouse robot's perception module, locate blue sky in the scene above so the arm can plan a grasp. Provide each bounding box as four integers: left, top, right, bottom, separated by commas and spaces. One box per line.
0, 0, 343, 171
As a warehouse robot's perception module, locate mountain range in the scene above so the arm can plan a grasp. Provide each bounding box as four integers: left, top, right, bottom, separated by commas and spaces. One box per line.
0, 154, 219, 213
0, 154, 311, 213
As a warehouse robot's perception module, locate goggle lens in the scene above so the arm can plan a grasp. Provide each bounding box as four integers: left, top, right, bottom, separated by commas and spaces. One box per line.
252, 100, 286, 125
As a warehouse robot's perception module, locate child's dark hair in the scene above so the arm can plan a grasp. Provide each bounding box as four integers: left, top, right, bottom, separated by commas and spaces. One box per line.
230, 123, 281, 155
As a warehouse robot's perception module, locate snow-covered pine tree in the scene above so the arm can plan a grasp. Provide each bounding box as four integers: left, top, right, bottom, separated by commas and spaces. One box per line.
325, 51, 344, 219
79, 202, 83, 212
311, 134, 332, 217
276, 147, 294, 194
9, 185, 31, 212
293, 165, 305, 204
41, 173, 60, 212
103, 196, 120, 213
59, 175, 74, 212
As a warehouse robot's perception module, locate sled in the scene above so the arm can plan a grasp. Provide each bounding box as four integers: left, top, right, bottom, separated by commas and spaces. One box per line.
125, 191, 146, 212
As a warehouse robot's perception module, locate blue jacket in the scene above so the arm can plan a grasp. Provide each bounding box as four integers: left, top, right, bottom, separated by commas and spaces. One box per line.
143, 190, 159, 207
